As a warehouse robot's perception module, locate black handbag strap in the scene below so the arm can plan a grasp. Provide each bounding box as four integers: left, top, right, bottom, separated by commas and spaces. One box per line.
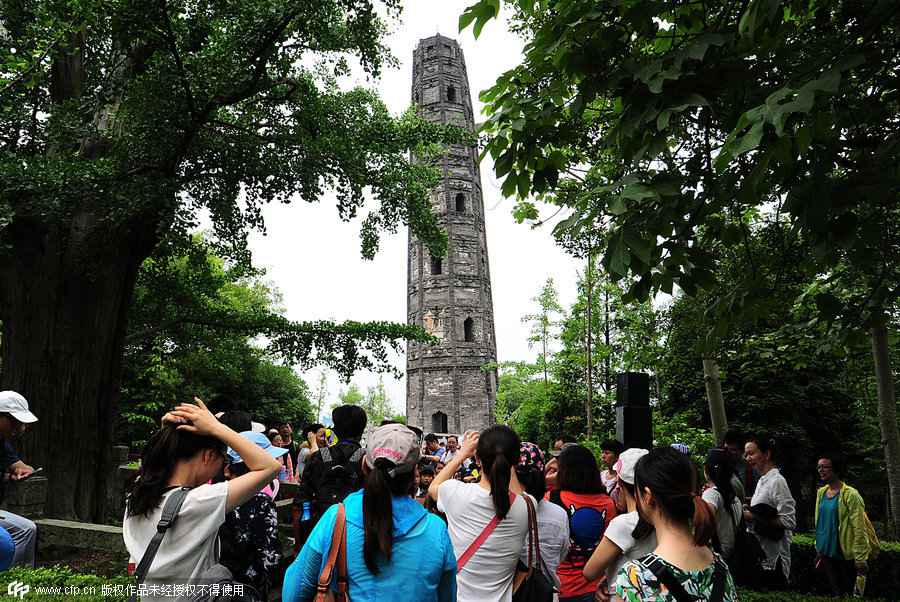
128, 486, 192, 602
637, 553, 728, 602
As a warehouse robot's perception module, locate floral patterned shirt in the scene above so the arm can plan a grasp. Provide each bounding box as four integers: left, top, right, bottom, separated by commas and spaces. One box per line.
219, 491, 281, 599
614, 552, 739, 602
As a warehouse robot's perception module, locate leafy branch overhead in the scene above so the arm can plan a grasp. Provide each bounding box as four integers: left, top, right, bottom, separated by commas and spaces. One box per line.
130, 237, 437, 381
462, 0, 900, 331
0, 0, 467, 262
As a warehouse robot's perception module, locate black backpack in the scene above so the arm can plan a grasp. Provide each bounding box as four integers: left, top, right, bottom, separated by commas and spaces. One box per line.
718, 494, 766, 586
313, 442, 365, 516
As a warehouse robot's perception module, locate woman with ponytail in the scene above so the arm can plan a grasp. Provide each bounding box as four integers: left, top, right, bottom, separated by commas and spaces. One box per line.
613, 447, 738, 602
428, 426, 530, 602
702, 447, 743, 559
283, 424, 456, 602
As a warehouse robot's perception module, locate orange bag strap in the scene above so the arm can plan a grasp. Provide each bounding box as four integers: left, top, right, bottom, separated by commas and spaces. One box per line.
315, 504, 347, 601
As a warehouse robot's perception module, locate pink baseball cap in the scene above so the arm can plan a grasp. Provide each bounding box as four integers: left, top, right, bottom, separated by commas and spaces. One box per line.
365, 423, 420, 477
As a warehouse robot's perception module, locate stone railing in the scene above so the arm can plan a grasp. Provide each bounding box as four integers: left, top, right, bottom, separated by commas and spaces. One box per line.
1, 475, 48, 519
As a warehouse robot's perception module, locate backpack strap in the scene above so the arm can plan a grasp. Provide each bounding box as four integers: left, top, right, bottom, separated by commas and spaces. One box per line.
636, 554, 698, 602
320, 446, 333, 465
315, 504, 347, 602
457, 491, 517, 573
128, 487, 191, 602
348, 446, 365, 466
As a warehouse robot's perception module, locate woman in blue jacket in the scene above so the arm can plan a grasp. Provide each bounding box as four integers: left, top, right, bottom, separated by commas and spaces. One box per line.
283, 423, 456, 602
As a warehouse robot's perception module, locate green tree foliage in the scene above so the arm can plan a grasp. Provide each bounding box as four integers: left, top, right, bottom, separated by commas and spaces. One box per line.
465, 0, 899, 322
521, 277, 563, 384
361, 378, 393, 426
120, 235, 313, 449
554, 263, 663, 437
496, 270, 662, 447
337, 383, 364, 406
465, 0, 900, 529
493, 361, 552, 445
657, 225, 888, 525
0, 0, 463, 519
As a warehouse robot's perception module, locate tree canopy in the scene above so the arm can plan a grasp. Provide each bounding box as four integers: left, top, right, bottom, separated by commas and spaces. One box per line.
0, 0, 465, 519
120, 235, 314, 449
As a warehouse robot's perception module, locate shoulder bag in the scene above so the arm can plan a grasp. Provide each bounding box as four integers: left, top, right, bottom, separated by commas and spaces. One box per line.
512, 495, 553, 602
315, 503, 350, 602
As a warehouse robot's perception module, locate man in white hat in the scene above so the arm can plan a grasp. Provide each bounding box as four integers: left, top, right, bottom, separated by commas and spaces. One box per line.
0, 391, 39, 566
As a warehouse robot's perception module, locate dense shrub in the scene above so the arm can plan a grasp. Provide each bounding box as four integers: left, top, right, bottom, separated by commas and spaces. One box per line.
0, 565, 130, 601
740, 590, 886, 602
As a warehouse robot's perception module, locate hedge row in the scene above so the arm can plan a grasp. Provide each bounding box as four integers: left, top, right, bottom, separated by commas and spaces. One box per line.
792, 532, 899, 598
740, 590, 886, 602
0, 565, 131, 600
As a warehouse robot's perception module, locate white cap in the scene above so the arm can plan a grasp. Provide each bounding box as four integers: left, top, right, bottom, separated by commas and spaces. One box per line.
251, 421, 265, 433
614, 448, 649, 485
0, 391, 38, 424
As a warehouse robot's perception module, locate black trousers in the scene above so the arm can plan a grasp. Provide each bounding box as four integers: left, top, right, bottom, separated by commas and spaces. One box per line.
816, 555, 856, 597
758, 557, 789, 590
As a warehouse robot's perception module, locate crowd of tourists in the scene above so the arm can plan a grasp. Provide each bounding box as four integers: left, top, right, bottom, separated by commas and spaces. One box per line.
0, 390, 847, 601
113, 399, 881, 601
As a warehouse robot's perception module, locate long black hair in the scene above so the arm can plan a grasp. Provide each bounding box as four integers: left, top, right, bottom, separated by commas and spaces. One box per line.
362, 458, 416, 574
477, 425, 521, 520
634, 447, 716, 546
516, 465, 547, 501
705, 447, 737, 508
557, 444, 606, 494
126, 426, 225, 518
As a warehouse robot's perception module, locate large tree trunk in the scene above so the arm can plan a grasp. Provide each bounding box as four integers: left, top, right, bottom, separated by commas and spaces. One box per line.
702, 357, 728, 445
0, 212, 153, 520
871, 319, 900, 536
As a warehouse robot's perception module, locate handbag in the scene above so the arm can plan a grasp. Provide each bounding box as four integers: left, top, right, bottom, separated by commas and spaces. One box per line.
720, 497, 765, 586
512, 495, 553, 602
128, 486, 261, 602
314, 503, 350, 602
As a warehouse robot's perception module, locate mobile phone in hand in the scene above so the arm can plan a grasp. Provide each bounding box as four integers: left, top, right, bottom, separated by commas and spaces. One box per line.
18, 467, 43, 481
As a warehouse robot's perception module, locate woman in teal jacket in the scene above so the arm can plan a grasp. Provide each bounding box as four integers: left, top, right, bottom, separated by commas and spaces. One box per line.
283, 424, 456, 602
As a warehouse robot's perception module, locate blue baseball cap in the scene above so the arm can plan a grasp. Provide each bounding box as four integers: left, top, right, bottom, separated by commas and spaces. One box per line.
227, 430, 288, 464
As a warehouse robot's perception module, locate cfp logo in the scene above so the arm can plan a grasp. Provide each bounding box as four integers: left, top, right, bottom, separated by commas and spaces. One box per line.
6, 580, 29, 598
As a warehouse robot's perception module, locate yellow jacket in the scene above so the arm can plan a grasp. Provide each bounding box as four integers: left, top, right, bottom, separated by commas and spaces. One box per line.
815, 483, 869, 562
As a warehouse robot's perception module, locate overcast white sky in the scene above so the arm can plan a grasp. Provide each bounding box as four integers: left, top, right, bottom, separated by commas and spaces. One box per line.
245, 2, 580, 420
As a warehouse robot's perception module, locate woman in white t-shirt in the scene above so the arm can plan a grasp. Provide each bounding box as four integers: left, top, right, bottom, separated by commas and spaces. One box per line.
583, 448, 656, 601
429, 426, 530, 602
701, 448, 744, 560
123, 398, 281, 598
